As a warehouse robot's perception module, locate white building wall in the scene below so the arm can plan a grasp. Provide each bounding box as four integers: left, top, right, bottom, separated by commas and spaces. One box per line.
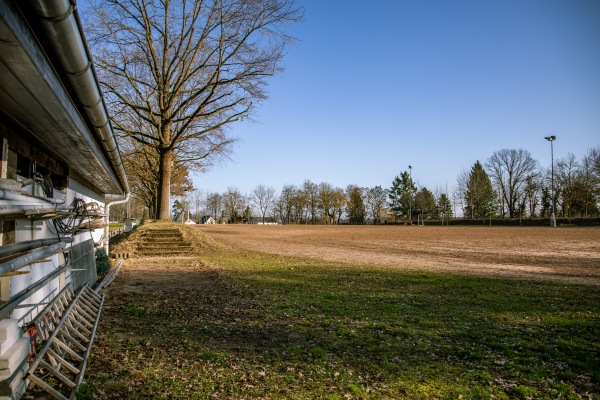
8, 177, 104, 325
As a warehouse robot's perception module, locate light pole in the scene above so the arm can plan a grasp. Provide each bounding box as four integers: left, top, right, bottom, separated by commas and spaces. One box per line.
544, 135, 556, 227
408, 165, 413, 225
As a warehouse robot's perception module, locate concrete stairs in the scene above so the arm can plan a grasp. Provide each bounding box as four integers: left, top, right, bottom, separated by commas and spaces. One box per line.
137, 228, 193, 257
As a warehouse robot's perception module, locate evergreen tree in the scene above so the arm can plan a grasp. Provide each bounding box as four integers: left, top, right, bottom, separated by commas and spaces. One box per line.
436, 193, 453, 219
388, 171, 415, 221
414, 187, 437, 216
346, 185, 366, 225
465, 161, 496, 219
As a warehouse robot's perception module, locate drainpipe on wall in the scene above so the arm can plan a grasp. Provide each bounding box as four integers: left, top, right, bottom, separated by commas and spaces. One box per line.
103, 193, 130, 256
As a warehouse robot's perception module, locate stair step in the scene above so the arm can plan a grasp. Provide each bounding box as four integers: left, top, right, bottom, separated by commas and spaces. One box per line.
135, 228, 195, 256
143, 238, 184, 243
141, 251, 193, 257
138, 246, 192, 251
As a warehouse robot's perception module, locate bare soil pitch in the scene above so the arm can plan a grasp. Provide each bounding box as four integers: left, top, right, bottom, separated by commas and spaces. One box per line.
195, 225, 600, 285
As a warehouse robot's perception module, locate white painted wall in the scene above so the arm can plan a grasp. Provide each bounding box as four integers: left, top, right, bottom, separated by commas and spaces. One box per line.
8, 177, 105, 325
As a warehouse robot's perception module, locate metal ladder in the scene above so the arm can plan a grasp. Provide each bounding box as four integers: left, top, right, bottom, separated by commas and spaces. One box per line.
26, 285, 104, 400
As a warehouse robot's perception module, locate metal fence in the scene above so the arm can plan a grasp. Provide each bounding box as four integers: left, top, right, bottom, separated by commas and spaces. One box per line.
69, 239, 97, 291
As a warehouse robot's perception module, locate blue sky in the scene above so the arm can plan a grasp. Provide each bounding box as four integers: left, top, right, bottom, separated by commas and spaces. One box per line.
194, 0, 600, 195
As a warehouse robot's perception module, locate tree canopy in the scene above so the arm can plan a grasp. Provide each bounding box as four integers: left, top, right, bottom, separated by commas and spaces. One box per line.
86, 0, 302, 219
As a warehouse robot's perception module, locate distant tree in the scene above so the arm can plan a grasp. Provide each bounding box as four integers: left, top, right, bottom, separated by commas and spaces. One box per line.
465, 161, 496, 219
454, 169, 469, 217
414, 187, 436, 217
486, 149, 539, 218
206, 192, 222, 223
366, 186, 388, 224
555, 153, 579, 218
278, 185, 297, 224
172, 199, 185, 222
571, 178, 599, 217
580, 147, 600, 217
388, 171, 414, 222
591, 147, 600, 190
346, 185, 366, 225
251, 184, 277, 223
522, 175, 541, 217
318, 182, 336, 224
224, 187, 245, 223
436, 192, 453, 221
552, 153, 599, 218
291, 188, 307, 223
540, 186, 552, 218
303, 180, 319, 224
191, 189, 206, 222
332, 188, 347, 224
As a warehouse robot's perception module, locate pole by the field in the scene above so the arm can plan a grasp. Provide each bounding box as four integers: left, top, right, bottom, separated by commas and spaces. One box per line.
545, 135, 557, 227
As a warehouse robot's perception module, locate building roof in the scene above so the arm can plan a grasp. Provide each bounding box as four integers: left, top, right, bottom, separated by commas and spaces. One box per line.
0, 0, 128, 195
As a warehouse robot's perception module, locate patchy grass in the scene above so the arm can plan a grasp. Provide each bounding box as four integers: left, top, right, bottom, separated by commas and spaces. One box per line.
109, 223, 124, 232
84, 229, 600, 399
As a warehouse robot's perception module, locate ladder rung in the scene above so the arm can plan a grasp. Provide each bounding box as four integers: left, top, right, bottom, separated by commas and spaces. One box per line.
77, 295, 99, 314
70, 309, 94, 329
64, 321, 90, 344
58, 327, 87, 351
47, 348, 80, 375
40, 359, 76, 388
73, 305, 95, 325
26, 373, 68, 400
53, 338, 84, 363
66, 314, 92, 336
81, 288, 101, 305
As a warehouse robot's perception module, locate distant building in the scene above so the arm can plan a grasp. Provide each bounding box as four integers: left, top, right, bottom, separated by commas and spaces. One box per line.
200, 216, 216, 225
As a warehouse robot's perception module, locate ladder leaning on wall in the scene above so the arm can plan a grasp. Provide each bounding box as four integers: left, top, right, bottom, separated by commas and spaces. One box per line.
25, 284, 104, 400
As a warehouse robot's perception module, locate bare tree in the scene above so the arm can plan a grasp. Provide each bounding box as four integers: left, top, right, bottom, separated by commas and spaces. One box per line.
223, 187, 246, 223
454, 168, 469, 218
523, 175, 541, 217
581, 147, 600, 217
278, 184, 296, 224
332, 187, 347, 224
486, 149, 539, 218
318, 182, 335, 225
365, 186, 388, 224
555, 153, 580, 218
250, 184, 276, 223
85, 0, 301, 219
206, 192, 222, 223
191, 188, 206, 222
303, 180, 319, 224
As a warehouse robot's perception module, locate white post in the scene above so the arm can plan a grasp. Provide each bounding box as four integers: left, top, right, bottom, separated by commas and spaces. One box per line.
104, 193, 130, 256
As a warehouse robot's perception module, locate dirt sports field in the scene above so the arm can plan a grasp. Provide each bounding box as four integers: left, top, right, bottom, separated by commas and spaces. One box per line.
196, 225, 600, 285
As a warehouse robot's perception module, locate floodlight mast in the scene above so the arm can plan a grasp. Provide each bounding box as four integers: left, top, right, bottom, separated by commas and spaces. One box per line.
408, 165, 413, 225
544, 135, 557, 227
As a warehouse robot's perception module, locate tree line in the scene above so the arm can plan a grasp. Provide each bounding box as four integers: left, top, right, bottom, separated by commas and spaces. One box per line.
169, 146, 600, 225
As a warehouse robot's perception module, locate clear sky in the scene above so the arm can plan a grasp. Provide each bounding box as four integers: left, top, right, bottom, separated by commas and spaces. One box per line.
193, 0, 600, 196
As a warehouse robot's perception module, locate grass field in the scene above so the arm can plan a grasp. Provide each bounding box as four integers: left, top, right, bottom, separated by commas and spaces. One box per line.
81, 223, 600, 399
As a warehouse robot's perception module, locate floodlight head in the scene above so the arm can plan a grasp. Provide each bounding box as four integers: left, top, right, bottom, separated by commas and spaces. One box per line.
545, 135, 556, 141
408, 165, 412, 169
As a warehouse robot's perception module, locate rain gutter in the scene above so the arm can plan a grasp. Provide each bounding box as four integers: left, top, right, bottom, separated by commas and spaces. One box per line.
24, 0, 129, 196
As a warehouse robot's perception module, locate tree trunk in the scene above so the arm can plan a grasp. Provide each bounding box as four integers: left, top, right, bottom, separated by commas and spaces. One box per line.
157, 149, 173, 220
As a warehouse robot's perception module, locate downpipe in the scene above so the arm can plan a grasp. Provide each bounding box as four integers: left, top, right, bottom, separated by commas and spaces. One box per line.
103, 193, 130, 256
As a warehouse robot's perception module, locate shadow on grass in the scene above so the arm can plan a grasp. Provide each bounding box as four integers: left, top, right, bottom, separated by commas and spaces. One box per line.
85, 256, 600, 399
